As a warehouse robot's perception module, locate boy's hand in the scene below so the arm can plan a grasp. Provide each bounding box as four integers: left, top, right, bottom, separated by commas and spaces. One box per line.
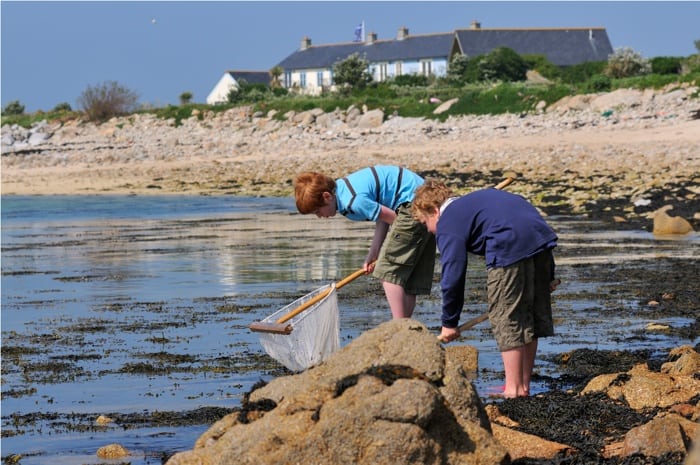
438, 326, 460, 343
550, 278, 561, 292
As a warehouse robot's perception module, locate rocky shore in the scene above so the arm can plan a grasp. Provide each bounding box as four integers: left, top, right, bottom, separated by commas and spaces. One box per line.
2, 84, 699, 229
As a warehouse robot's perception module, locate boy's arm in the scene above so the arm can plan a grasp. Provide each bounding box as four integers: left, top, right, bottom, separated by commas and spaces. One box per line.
365, 220, 389, 271
364, 206, 395, 271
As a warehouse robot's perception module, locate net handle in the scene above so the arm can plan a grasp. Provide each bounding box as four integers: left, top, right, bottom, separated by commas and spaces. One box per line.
275, 266, 368, 324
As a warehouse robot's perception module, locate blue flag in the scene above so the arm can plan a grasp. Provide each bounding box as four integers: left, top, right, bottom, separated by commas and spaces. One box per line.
354, 23, 363, 42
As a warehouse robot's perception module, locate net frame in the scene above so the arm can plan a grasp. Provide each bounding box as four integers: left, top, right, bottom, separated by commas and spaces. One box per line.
257, 284, 340, 371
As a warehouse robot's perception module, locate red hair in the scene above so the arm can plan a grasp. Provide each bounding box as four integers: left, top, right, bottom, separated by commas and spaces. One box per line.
294, 172, 336, 214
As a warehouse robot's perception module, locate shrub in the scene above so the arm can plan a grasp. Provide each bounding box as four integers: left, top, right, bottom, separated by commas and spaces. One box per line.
560, 61, 607, 84
477, 47, 528, 82
272, 87, 288, 97
228, 82, 275, 104
52, 102, 72, 112
681, 54, 700, 74
332, 53, 373, 91
77, 81, 139, 122
586, 74, 612, 92
605, 47, 651, 78
392, 74, 430, 87
446, 54, 471, 83
650, 56, 682, 75
179, 92, 193, 105
3, 100, 25, 115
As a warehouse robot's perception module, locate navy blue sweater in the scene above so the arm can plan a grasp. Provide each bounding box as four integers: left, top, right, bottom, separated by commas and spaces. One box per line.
436, 188, 558, 328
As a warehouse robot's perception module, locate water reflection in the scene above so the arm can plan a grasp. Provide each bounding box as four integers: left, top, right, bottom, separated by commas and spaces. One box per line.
1, 196, 698, 465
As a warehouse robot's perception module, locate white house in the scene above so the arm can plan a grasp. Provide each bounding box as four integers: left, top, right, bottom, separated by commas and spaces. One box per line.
275, 27, 453, 95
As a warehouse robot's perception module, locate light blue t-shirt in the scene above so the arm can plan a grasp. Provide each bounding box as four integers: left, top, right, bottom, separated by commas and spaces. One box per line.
335, 166, 424, 221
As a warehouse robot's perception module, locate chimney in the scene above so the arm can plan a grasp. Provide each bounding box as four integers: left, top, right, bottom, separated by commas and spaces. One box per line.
397, 26, 409, 40
470, 20, 481, 30
366, 31, 377, 44
300, 36, 311, 50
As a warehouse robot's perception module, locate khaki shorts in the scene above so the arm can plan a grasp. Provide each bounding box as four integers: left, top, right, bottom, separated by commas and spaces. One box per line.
487, 249, 555, 351
373, 203, 436, 295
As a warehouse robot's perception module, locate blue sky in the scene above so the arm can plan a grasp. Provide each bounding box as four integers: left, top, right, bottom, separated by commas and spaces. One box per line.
2, 1, 699, 113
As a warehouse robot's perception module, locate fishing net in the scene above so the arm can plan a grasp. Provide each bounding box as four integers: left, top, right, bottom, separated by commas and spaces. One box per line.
257, 284, 340, 372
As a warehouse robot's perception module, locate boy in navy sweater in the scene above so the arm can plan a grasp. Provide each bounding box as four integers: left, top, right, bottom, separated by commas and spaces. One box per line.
412, 179, 558, 398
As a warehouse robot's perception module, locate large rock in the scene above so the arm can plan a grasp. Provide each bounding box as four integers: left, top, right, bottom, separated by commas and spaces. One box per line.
622, 413, 699, 457
590, 88, 644, 112
653, 205, 694, 235
581, 358, 700, 410
166, 319, 508, 465
356, 108, 384, 128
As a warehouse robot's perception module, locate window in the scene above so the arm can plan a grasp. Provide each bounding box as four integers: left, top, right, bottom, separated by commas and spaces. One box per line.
317, 71, 324, 87
285, 71, 292, 88
421, 61, 432, 76
378, 63, 388, 81
395, 62, 402, 76
300, 72, 307, 88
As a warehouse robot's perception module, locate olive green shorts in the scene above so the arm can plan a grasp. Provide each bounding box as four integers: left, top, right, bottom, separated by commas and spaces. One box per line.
487, 249, 555, 351
373, 202, 436, 295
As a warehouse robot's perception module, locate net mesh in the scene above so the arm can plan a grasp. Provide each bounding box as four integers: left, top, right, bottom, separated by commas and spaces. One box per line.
257, 284, 340, 372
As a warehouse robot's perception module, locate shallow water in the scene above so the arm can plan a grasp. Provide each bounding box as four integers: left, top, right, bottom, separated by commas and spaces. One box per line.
1, 195, 698, 464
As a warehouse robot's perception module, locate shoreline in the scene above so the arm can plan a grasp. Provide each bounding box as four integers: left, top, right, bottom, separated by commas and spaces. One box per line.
2, 98, 699, 230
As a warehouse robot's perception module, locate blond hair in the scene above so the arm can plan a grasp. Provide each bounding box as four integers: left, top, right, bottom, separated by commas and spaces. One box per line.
412, 179, 453, 220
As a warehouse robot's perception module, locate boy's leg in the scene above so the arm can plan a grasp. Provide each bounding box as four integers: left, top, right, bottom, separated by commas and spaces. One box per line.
522, 339, 538, 395
502, 346, 528, 398
383, 281, 416, 318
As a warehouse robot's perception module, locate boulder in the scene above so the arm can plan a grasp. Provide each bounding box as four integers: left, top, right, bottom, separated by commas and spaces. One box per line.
685, 430, 700, 465
433, 98, 459, 115
166, 319, 508, 465
96, 443, 130, 459
662, 345, 700, 376
356, 108, 385, 128
653, 205, 694, 235
589, 88, 644, 112
581, 360, 700, 410
622, 413, 699, 457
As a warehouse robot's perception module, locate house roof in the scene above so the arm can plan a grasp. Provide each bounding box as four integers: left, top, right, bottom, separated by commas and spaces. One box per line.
277, 33, 454, 70
453, 28, 613, 66
227, 71, 270, 85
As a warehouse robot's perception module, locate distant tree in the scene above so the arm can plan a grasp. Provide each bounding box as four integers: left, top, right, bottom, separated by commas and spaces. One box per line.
179, 91, 193, 105
52, 102, 72, 112
477, 47, 528, 82
78, 81, 139, 122
269, 66, 283, 88
604, 47, 651, 78
650, 57, 682, 75
2, 100, 25, 115
446, 54, 471, 83
332, 53, 372, 91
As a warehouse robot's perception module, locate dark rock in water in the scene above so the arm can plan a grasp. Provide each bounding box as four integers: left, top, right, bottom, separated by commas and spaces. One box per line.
166, 319, 507, 465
